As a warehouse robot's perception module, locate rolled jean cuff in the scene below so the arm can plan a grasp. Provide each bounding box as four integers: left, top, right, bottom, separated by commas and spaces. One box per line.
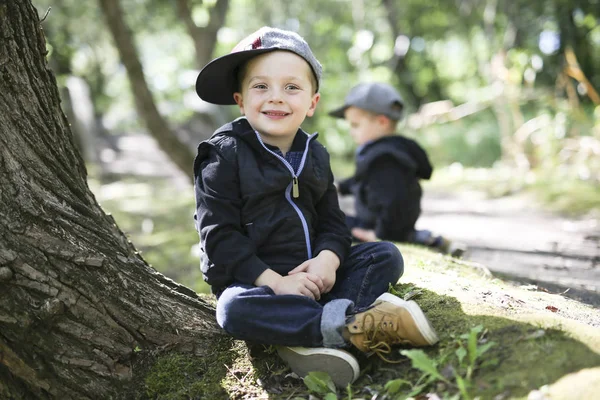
321, 299, 354, 348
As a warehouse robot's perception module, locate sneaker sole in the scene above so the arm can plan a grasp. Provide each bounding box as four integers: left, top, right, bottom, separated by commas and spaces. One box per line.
276, 346, 360, 388
376, 293, 440, 345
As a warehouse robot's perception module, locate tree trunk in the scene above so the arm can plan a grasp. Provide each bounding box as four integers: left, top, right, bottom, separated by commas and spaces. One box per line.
98, 0, 195, 181
0, 2, 221, 398
381, 0, 425, 108
175, 0, 230, 69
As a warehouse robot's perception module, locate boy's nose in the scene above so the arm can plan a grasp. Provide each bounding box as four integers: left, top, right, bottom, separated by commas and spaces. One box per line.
268, 88, 284, 102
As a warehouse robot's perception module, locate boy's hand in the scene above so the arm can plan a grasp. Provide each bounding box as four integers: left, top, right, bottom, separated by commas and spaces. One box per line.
275, 273, 323, 300
351, 227, 378, 242
288, 250, 340, 294
255, 268, 323, 300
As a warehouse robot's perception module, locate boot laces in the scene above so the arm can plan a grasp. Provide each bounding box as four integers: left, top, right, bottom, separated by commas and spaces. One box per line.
361, 312, 412, 363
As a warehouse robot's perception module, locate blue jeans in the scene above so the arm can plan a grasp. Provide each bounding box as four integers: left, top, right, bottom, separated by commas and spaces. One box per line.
215, 241, 403, 348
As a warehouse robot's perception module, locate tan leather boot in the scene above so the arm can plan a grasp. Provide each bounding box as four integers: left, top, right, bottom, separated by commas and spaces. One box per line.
346, 293, 439, 361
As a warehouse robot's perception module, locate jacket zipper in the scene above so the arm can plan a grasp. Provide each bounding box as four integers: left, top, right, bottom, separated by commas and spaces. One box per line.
254, 131, 317, 259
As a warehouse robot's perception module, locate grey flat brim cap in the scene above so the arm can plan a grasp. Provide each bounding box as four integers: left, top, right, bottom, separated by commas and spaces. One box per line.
196, 27, 322, 105
196, 48, 275, 105
329, 82, 404, 121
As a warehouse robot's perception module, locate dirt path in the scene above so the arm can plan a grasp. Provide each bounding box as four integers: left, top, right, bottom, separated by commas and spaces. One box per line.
418, 189, 600, 306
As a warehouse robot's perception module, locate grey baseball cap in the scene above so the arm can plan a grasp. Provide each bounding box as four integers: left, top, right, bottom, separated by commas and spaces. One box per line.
329, 82, 404, 121
195, 27, 323, 105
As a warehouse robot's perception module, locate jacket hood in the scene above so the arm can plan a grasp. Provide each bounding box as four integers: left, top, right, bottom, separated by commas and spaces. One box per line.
359, 135, 432, 180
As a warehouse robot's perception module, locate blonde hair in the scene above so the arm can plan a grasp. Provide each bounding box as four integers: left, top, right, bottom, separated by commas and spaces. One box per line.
235, 51, 318, 94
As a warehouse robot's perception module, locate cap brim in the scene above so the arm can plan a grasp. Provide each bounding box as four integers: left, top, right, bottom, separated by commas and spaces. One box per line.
195, 48, 274, 105
328, 105, 349, 118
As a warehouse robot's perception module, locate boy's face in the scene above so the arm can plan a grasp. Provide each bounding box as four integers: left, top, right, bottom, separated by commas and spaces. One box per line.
343, 106, 390, 146
233, 51, 320, 148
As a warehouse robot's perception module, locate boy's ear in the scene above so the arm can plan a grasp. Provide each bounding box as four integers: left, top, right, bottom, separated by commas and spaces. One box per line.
375, 114, 393, 129
306, 92, 321, 117
233, 92, 245, 114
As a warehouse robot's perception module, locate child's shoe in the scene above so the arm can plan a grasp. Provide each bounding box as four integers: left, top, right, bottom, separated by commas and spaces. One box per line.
345, 293, 439, 361
438, 237, 466, 258
276, 346, 360, 388
448, 241, 466, 258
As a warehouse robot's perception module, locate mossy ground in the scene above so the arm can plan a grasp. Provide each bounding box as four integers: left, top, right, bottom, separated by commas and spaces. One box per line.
135, 244, 600, 400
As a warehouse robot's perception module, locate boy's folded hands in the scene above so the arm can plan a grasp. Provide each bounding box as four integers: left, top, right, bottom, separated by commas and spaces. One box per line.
275, 273, 324, 300
256, 250, 341, 300
288, 250, 340, 294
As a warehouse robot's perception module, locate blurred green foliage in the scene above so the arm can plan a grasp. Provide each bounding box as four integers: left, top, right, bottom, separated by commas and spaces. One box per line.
34, 0, 600, 169
32, 0, 600, 286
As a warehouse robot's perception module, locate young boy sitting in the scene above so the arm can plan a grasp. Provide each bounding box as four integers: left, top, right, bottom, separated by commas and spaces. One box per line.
193, 27, 439, 388
330, 82, 463, 256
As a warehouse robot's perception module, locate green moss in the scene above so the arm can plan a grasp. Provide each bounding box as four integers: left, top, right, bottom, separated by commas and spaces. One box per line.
382, 245, 600, 398
395, 284, 600, 398
144, 339, 233, 399
142, 337, 294, 400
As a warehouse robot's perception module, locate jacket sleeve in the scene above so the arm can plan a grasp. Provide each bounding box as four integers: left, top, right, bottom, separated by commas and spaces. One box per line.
363, 156, 414, 239
313, 166, 352, 265
194, 143, 270, 287
337, 176, 355, 195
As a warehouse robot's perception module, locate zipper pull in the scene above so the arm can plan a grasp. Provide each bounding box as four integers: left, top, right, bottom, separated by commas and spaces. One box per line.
292, 176, 299, 198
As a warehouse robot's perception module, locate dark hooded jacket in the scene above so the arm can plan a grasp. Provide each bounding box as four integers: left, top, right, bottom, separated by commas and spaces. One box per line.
194, 117, 351, 294
338, 135, 432, 242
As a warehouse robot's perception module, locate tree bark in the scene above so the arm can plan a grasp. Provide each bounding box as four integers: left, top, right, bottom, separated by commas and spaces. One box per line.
0, 1, 221, 398
98, 0, 195, 181
175, 0, 230, 69
381, 0, 425, 108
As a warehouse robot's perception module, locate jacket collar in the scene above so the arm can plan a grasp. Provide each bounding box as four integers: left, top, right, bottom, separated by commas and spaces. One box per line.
215, 117, 314, 158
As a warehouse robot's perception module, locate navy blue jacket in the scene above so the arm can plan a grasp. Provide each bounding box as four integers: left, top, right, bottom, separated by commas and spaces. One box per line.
194, 117, 351, 293
338, 135, 432, 241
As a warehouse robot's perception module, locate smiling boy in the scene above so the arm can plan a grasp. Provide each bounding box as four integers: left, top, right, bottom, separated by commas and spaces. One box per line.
193, 27, 439, 388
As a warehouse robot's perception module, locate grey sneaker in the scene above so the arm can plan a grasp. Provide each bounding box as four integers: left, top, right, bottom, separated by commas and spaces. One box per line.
276, 346, 360, 388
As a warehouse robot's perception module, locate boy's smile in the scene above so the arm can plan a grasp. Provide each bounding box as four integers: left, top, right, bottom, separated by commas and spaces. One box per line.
234, 51, 320, 153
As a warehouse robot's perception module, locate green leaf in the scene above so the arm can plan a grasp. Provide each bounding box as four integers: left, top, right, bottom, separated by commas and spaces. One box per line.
400, 349, 447, 382
384, 378, 411, 394
467, 326, 482, 365
455, 373, 471, 400
324, 393, 338, 400
456, 346, 467, 364
476, 341, 496, 357
461, 324, 483, 340
303, 371, 336, 394
405, 383, 427, 398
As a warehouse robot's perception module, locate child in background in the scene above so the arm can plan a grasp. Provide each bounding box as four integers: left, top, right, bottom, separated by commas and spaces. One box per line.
330, 82, 463, 256
193, 27, 439, 388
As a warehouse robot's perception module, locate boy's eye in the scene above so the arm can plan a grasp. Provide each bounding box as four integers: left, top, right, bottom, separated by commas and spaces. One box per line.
285, 84, 300, 90
252, 84, 267, 89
